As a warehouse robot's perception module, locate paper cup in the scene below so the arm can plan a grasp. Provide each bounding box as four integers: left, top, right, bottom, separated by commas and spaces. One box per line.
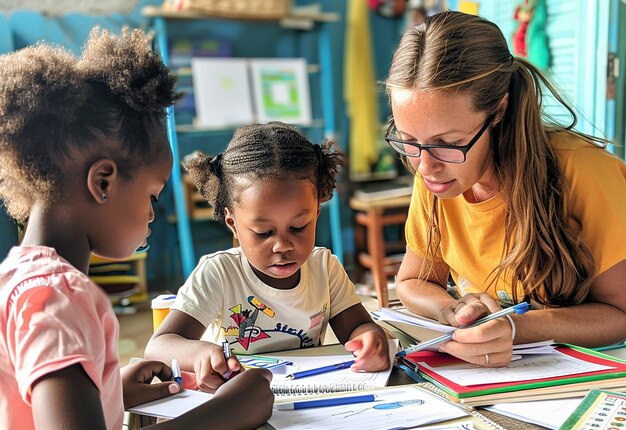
152, 294, 177, 332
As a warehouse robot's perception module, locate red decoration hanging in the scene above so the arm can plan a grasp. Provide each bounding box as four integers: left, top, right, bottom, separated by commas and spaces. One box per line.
513, 0, 534, 58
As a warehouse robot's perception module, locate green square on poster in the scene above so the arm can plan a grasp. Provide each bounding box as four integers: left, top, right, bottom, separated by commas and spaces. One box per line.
251, 58, 312, 125
259, 70, 302, 118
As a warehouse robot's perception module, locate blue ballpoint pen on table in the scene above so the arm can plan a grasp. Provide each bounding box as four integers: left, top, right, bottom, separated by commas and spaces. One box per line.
396, 302, 530, 357
273, 394, 376, 410
286, 359, 356, 380
171, 358, 182, 386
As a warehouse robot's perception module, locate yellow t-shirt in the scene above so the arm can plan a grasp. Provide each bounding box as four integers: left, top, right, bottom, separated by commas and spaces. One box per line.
405, 132, 626, 304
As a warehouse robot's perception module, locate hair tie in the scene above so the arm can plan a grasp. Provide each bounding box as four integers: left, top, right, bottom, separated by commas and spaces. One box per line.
210, 153, 223, 177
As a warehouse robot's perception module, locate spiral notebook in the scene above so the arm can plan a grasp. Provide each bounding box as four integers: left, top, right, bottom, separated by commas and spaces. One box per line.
266, 385, 470, 430
127, 340, 398, 419
263, 339, 399, 401
267, 383, 526, 430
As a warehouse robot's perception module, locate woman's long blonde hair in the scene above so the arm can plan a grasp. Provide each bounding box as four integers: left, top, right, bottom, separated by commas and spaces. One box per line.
386, 11, 600, 307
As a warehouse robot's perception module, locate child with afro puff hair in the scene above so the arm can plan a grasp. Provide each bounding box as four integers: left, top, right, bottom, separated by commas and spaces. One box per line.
0, 28, 273, 430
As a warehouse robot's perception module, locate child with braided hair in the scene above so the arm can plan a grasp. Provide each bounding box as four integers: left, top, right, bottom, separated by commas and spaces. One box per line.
145, 122, 389, 393
0, 28, 273, 429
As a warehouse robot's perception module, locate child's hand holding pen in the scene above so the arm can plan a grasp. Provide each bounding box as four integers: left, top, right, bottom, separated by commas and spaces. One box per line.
221, 341, 238, 380
120, 360, 181, 409
193, 341, 243, 392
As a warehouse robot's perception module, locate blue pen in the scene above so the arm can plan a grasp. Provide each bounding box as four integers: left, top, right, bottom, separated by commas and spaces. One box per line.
396, 302, 530, 357
171, 358, 182, 386
286, 359, 355, 380
273, 394, 376, 410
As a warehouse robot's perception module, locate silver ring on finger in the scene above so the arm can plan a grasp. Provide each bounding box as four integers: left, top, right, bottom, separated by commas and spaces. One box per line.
485, 353, 490, 365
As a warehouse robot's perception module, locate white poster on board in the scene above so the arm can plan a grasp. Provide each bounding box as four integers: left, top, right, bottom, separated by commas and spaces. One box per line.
191, 58, 254, 128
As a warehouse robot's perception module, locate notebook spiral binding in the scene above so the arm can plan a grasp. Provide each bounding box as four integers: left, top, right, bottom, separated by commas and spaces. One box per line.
272, 382, 372, 396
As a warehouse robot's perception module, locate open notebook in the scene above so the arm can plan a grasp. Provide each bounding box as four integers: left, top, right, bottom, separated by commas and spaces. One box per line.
374, 307, 558, 357
127, 340, 399, 419
266, 385, 469, 430
263, 339, 399, 402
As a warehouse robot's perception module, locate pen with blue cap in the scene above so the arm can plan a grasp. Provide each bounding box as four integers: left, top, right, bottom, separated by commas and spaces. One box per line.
171, 358, 182, 386
396, 302, 530, 357
273, 394, 376, 410
286, 359, 355, 380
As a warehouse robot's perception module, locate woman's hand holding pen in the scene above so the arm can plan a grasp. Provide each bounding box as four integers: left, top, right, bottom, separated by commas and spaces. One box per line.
193, 343, 242, 392
438, 292, 501, 326
120, 360, 181, 409
345, 329, 389, 372
436, 293, 514, 367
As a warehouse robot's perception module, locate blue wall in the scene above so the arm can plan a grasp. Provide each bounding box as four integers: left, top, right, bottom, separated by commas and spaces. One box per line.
0, 0, 404, 291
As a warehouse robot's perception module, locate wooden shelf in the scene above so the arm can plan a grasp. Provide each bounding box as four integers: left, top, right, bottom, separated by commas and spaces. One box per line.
146, 3, 345, 277
141, 5, 340, 23
175, 118, 325, 134
89, 251, 148, 305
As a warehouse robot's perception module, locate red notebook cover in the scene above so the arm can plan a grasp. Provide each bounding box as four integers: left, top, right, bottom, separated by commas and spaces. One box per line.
403, 345, 626, 398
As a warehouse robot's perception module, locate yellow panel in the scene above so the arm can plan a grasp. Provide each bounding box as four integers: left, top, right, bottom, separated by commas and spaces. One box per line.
458, 1, 479, 15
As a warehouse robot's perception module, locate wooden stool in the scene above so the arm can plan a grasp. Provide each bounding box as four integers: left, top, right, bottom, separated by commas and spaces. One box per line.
350, 195, 411, 308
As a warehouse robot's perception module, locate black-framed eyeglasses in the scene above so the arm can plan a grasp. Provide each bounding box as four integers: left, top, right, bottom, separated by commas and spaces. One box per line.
385, 113, 496, 163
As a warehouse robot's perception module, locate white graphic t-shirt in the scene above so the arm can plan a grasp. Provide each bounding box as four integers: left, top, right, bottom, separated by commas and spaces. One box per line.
171, 247, 361, 354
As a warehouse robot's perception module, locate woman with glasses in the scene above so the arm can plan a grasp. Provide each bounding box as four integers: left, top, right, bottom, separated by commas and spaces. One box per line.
388, 11, 626, 367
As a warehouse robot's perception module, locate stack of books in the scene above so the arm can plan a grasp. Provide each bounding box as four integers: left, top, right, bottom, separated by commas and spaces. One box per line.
373, 307, 626, 407
399, 345, 626, 407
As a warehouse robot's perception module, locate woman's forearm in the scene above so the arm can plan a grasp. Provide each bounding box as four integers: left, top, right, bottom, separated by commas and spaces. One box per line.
512, 302, 626, 347
396, 279, 456, 321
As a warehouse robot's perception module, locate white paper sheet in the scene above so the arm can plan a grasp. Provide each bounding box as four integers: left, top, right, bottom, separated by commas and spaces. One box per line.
483, 397, 583, 429
419, 421, 475, 430
267, 386, 469, 430
419, 350, 616, 386
373, 308, 456, 333
417, 422, 475, 430
127, 389, 214, 419
377, 308, 557, 355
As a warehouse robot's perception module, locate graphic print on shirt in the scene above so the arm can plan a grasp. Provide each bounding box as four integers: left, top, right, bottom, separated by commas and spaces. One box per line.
272, 303, 327, 348
223, 296, 274, 350
308, 303, 327, 329
222, 297, 328, 350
